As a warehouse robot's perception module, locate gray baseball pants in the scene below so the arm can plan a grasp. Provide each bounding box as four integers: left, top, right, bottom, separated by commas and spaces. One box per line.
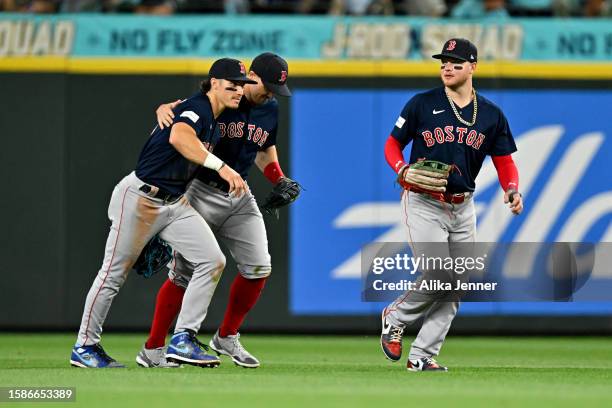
76, 172, 224, 346
385, 190, 476, 360
168, 178, 271, 333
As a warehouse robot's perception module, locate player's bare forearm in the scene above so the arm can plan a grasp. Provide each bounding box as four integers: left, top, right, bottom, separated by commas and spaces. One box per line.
169, 123, 246, 195
255, 146, 279, 172
168, 123, 209, 165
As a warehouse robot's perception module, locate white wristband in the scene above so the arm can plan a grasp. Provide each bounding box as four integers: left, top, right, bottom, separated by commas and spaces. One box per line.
203, 152, 224, 171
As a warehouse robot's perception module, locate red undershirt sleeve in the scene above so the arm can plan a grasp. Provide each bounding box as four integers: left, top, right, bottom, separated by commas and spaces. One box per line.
263, 161, 285, 184
385, 135, 407, 174
491, 154, 519, 191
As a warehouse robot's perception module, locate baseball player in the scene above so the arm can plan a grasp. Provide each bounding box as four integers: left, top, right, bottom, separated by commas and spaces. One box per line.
70, 58, 256, 368
380, 38, 524, 371
135, 53, 299, 369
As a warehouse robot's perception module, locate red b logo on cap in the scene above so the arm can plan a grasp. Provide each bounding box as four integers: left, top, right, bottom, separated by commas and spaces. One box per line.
279, 70, 287, 83
239, 62, 246, 74
446, 40, 457, 51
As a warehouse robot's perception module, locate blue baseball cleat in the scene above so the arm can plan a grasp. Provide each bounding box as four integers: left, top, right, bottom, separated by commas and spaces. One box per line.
70, 344, 126, 368
165, 331, 221, 368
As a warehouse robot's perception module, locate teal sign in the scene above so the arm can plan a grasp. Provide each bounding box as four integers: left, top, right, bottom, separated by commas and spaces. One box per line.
0, 14, 611, 61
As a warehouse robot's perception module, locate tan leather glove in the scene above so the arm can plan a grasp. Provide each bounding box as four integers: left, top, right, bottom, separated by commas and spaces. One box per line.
399, 160, 451, 193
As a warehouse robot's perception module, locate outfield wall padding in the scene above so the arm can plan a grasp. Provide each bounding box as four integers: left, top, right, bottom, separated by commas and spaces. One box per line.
1, 73, 610, 334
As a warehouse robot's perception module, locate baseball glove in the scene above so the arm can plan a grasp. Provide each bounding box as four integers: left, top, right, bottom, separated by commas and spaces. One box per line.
133, 235, 173, 279
398, 159, 451, 193
260, 177, 302, 217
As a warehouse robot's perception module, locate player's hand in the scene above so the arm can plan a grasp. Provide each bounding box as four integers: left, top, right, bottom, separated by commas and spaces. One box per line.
403, 167, 448, 193
218, 164, 248, 198
504, 189, 523, 215
156, 99, 182, 129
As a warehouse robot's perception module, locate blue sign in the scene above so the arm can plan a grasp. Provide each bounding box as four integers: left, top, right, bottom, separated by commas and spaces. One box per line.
290, 89, 612, 316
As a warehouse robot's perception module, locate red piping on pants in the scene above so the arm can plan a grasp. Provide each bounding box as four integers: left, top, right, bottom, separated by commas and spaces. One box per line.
82, 186, 130, 346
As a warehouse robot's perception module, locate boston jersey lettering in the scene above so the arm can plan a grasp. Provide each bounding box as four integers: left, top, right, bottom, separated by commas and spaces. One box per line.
391, 87, 517, 193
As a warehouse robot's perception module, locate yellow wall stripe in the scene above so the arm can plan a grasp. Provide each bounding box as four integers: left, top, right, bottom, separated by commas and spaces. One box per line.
0, 57, 610, 79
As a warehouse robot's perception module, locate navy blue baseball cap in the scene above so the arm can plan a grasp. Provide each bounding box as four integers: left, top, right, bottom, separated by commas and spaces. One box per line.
432, 38, 478, 63
209, 58, 257, 84
250, 53, 291, 97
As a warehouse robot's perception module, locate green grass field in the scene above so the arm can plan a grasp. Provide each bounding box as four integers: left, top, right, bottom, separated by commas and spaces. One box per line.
0, 334, 611, 407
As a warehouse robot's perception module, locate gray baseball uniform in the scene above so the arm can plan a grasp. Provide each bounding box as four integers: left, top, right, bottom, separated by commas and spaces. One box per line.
385, 190, 475, 360
168, 179, 271, 331
75, 91, 224, 346
158, 94, 280, 331
384, 84, 517, 361
76, 173, 224, 346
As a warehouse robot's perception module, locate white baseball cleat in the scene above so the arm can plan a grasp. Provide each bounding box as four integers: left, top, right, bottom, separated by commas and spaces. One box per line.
136, 345, 180, 368
209, 330, 260, 368
407, 357, 448, 372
